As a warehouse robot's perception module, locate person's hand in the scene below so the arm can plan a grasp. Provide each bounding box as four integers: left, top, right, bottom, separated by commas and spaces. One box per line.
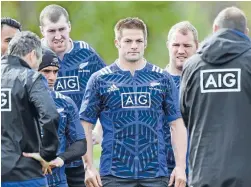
49, 157, 64, 169
92, 130, 102, 145
23, 152, 52, 175
168, 166, 186, 187
85, 165, 102, 187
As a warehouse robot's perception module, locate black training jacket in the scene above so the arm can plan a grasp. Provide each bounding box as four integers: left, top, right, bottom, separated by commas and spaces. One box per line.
1, 55, 59, 182
180, 29, 251, 187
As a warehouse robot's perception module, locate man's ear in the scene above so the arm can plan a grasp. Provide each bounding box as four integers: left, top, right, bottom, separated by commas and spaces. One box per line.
195, 41, 199, 50
144, 40, 147, 49
40, 26, 45, 37
114, 39, 120, 49
68, 21, 71, 32
30, 50, 37, 65
213, 24, 219, 33
245, 27, 249, 35
166, 41, 169, 49
23, 50, 35, 68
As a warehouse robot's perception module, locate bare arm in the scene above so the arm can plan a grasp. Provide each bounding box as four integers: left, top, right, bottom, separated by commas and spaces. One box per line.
81, 120, 102, 187
82, 120, 94, 168
170, 118, 187, 169
92, 119, 103, 145
168, 117, 187, 187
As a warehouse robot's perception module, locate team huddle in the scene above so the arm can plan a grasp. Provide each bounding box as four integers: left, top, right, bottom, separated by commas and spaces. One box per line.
1, 4, 251, 187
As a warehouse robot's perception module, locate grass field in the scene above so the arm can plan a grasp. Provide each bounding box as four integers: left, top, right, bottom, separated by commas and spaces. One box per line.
93, 144, 102, 168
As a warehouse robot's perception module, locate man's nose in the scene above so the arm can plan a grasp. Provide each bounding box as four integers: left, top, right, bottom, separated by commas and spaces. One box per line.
178, 45, 185, 54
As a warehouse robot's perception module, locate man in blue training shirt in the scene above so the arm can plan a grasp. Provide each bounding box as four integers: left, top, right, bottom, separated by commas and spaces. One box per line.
80, 17, 187, 187
164, 21, 198, 177
39, 4, 106, 187
37, 48, 87, 187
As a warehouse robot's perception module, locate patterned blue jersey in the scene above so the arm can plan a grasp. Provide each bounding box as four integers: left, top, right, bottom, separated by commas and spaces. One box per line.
80, 61, 181, 179
53, 40, 106, 167
46, 91, 85, 186
163, 75, 181, 175
54, 40, 106, 110
171, 75, 181, 90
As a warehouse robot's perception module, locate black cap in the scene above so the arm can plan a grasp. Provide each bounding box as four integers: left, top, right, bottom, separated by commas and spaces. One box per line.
38, 47, 59, 71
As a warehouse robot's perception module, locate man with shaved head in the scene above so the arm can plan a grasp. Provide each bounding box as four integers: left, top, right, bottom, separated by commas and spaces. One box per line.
180, 6, 251, 187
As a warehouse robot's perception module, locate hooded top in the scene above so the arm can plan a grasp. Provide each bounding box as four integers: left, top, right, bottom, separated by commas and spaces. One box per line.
180, 29, 251, 187
1, 55, 59, 182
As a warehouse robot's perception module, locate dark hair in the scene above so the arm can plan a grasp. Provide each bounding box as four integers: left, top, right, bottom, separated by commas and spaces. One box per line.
1, 17, 22, 31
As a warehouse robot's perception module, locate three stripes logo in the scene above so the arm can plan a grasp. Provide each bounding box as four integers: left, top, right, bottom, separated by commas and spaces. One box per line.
107, 84, 119, 92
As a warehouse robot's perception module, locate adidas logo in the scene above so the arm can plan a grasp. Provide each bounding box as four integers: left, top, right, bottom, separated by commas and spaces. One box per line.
107, 84, 119, 92
150, 82, 160, 87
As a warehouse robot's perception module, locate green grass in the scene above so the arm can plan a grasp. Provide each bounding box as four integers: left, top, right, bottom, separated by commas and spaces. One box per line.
93, 144, 102, 169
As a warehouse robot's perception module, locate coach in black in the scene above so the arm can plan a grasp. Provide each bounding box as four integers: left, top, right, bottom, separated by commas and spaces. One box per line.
1, 31, 59, 186
180, 6, 251, 187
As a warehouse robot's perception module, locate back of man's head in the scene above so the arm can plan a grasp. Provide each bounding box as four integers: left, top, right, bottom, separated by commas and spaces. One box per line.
1, 17, 22, 31
8, 31, 42, 65
213, 6, 248, 33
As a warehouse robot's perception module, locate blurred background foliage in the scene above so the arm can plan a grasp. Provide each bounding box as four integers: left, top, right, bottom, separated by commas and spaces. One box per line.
2, 1, 251, 68
2, 1, 251, 167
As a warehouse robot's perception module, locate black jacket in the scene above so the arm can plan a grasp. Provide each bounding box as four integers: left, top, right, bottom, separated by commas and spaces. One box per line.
180, 29, 251, 187
1, 55, 59, 182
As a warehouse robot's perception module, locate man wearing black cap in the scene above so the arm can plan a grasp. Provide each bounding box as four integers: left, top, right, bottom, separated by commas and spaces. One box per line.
37, 48, 87, 187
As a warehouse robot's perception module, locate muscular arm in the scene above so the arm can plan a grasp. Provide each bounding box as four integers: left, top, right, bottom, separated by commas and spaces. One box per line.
82, 121, 94, 168
92, 120, 103, 145
169, 118, 187, 170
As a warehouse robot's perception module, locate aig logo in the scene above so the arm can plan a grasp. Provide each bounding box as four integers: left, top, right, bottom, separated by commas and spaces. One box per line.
121, 92, 151, 108
200, 69, 241, 93
1, 89, 11, 111
55, 76, 80, 92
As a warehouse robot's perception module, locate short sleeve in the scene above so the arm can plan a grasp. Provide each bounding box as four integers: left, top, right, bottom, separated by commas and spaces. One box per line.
79, 72, 102, 125
163, 73, 182, 123
65, 97, 85, 144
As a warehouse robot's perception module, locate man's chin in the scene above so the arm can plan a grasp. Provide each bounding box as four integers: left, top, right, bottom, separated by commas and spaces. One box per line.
53, 47, 66, 54
125, 57, 142, 63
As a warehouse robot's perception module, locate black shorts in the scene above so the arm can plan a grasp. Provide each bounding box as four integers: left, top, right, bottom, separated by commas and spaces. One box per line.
101, 175, 169, 187
65, 164, 86, 187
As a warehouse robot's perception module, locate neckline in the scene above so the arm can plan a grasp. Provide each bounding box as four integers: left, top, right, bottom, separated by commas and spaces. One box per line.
114, 59, 149, 73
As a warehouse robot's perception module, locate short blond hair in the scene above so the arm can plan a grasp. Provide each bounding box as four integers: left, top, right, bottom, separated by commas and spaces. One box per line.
40, 4, 69, 26
167, 21, 198, 43
114, 17, 147, 40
